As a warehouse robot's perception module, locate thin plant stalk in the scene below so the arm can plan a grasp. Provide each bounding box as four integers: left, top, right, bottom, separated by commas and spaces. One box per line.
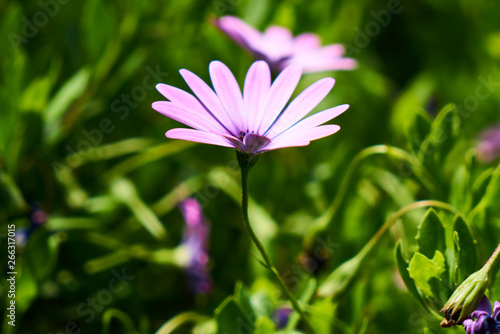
482, 243, 500, 275
239, 155, 315, 333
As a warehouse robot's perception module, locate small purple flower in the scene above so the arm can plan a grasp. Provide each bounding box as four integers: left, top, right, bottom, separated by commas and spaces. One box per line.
17, 202, 48, 247
179, 198, 211, 295
153, 60, 348, 154
213, 16, 357, 74
463, 295, 500, 334
476, 126, 500, 163
274, 307, 293, 329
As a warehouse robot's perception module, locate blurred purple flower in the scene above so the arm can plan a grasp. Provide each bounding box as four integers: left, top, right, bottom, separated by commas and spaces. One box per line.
274, 307, 292, 329
213, 16, 357, 74
463, 295, 500, 334
179, 198, 211, 295
17, 202, 48, 247
153, 60, 348, 154
477, 126, 500, 163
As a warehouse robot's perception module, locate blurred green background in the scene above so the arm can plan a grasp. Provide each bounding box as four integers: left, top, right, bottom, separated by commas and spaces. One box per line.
1, 0, 500, 333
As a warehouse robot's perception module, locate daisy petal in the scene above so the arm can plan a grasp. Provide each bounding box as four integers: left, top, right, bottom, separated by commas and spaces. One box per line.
180, 68, 239, 136
266, 125, 340, 151
153, 102, 212, 132
262, 26, 293, 58
319, 44, 346, 58
477, 295, 493, 315
214, 16, 262, 52
261, 139, 310, 151
493, 301, 500, 321
293, 33, 321, 51
264, 26, 293, 42
279, 104, 349, 136
244, 61, 271, 132
271, 104, 347, 140
166, 128, 234, 148
155, 84, 230, 134
267, 77, 335, 137
462, 319, 475, 334
259, 64, 302, 133
209, 61, 246, 131
299, 124, 341, 141
293, 56, 358, 73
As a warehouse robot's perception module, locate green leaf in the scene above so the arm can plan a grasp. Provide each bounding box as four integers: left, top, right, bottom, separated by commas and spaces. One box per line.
20, 76, 53, 113
453, 215, 477, 283
317, 252, 363, 299
43, 68, 90, 140
234, 282, 254, 315
81, 0, 116, 61
308, 298, 336, 334
472, 168, 494, 206
17, 230, 62, 314
390, 72, 435, 139
111, 178, 167, 241
418, 104, 461, 177
394, 241, 429, 312
215, 297, 253, 334
405, 109, 433, 154
483, 164, 500, 216
282, 278, 316, 332
416, 209, 446, 258
409, 251, 446, 298
254, 316, 276, 334
449, 164, 472, 213
16, 262, 38, 315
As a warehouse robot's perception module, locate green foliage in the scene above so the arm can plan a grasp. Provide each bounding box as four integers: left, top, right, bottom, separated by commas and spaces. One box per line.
1, 0, 500, 333
416, 209, 446, 258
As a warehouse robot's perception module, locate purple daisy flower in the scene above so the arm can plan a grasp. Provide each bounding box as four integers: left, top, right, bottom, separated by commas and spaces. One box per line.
213, 16, 357, 74
463, 295, 500, 334
179, 198, 212, 295
152, 60, 348, 154
476, 126, 500, 163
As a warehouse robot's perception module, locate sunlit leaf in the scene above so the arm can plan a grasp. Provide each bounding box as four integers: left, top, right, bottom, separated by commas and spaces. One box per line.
408, 251, 446, 298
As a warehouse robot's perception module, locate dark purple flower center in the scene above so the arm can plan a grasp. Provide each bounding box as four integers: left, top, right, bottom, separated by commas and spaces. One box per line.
231, 130, 271, 154
243, 133, 271, 154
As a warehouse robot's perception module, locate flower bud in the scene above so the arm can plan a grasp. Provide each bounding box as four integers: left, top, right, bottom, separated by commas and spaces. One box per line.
440, 269, 489, 327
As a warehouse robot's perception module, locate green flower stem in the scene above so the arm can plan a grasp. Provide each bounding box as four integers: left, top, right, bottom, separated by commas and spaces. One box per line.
360, 200, 463, 258
482, 243, 500, 276
155, 312, 210, 334
239, 157, 315, 334
304, 145, 438, 249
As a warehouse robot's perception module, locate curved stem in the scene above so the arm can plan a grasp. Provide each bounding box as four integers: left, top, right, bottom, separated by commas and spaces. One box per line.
318, 200, 465, 298
240, 162, 315, 333
482, 243, 500, 276
155, 312, 209, 334
359, 200, 463, 259
304, 145, 439, 249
